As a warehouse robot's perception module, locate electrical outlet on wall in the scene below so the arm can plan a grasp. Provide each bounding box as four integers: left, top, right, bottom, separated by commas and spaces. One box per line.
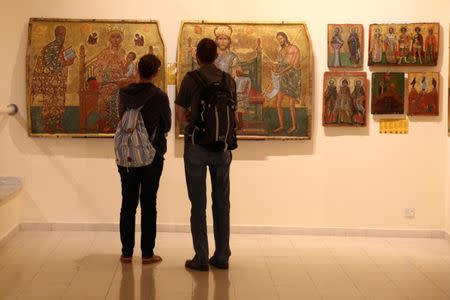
404, 208, 415, 218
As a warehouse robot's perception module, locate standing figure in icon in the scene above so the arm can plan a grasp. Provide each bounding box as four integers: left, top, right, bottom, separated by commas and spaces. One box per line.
384, 27, 398, 64
398, 27, 411, 64
347, 27, 361, 65
334, 79, 353, 124
412, 27, 424, 64
408, 77, 419, 114
427, 78, 438, 113
351, 80, 365, 125
324, 79, 338, 124
31, 25, 76, 132
371, 27, 383, 63
272, 32, 301, 134
425, 28, 437, 65
330, 27, 344, 67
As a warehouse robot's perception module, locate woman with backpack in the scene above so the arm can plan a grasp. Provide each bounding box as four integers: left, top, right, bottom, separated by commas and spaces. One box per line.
116, 54, 171, 264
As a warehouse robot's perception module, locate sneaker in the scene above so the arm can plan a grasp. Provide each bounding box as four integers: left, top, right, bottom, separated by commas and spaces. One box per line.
185, 258, 209, 271
209, 257, 229, 269
142, 255, 162, 265
120, 255, 132, 263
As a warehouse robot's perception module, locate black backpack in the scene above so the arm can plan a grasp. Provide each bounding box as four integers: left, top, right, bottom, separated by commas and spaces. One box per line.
188, 70, 238, 151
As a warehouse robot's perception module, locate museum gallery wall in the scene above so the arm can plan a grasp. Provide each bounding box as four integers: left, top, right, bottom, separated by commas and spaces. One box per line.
0, 0, 446, 230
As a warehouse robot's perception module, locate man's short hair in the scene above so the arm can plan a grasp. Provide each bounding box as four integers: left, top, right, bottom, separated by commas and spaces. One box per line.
196, 38, 218, 63
138, 54, 161, 79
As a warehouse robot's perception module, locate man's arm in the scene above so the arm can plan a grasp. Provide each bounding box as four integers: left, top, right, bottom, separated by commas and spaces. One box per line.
161, 94, 172, 133
175, 75, 193, 126
175, 104, 190, 126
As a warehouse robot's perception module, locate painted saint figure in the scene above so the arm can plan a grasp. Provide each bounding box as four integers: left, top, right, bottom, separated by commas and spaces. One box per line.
324, 79, 338, 124
330, 27, 344, 67
124, 51, 138, 78
408, 77, 420, 114
94, 30, 129, 132
31, 25, 76, 132
425, 28, 437, 65
214, 25, 251, 113
412, 27, 424, 64
213, 25, 251, 116
88, 32, 98, 45
134, 34, 144, 46
398, 27, 411, 64
427, 78, 438, 113
214, 25, 242, 76
347, 27, 361, 65
334, 79, 353, 124
272, 32, 301, 134
371, 27, 383, 63
351, 80, 365, 125
384, 27, 397, 64
373, 74, 403, 114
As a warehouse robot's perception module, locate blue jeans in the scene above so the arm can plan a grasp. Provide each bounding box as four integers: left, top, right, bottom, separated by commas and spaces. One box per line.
184, 143, 232, 264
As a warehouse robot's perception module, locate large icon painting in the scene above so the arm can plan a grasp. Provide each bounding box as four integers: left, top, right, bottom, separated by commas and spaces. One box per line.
27, 18, 165, 137
177, 22, 313, 140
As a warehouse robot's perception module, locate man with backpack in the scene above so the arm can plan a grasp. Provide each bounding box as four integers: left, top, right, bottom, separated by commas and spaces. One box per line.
116, 54, 171, 264
175, 38, 237, 271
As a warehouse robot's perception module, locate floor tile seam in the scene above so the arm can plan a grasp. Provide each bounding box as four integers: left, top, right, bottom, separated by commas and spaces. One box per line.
297, 240, 357, 300
395, 250, 450, 297
58, 232, 99, 299
360, 241, 427, 298
14, 232, 66, 298
286, 237, 322, 298
385, 238, 450, 297
103, 259, 122, 299
259, 239, 283, 300
324, 242, 368, 300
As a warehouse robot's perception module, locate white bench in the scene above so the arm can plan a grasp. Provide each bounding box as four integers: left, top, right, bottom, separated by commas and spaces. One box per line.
0, 177, 22, 200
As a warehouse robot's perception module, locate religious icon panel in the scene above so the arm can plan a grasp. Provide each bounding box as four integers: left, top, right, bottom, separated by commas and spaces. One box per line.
323, 72, 367, 126
407, 72, 439, 116
327, 24, 364, 68
27, 18, 165, 137
371, 72, 405, 115
368, 23, 439, 66
177, 22, 313, 140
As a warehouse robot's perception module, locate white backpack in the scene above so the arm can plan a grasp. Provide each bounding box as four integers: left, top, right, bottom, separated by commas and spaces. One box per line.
114, 106, 156, 168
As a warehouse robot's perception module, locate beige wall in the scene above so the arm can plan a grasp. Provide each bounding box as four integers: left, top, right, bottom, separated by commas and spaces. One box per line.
0, 193, 22, 240
0, 0, 449, 230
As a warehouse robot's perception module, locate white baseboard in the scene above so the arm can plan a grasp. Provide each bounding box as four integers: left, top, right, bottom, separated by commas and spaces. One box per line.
0, 224, 20, 247
18, 222, 447, 239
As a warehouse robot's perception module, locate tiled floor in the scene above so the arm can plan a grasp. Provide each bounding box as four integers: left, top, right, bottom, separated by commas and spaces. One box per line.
0, 231, 449, 299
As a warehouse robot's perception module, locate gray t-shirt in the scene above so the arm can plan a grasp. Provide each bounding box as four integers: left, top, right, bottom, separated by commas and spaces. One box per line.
175, 63, 237, 137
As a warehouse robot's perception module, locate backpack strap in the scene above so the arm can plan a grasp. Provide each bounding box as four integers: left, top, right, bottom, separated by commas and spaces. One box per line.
150, 127, 157, 143
220, 71, 227, 89
124, 105, 144, 133
189, 69, 226, 88
188, 70, 208, 88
